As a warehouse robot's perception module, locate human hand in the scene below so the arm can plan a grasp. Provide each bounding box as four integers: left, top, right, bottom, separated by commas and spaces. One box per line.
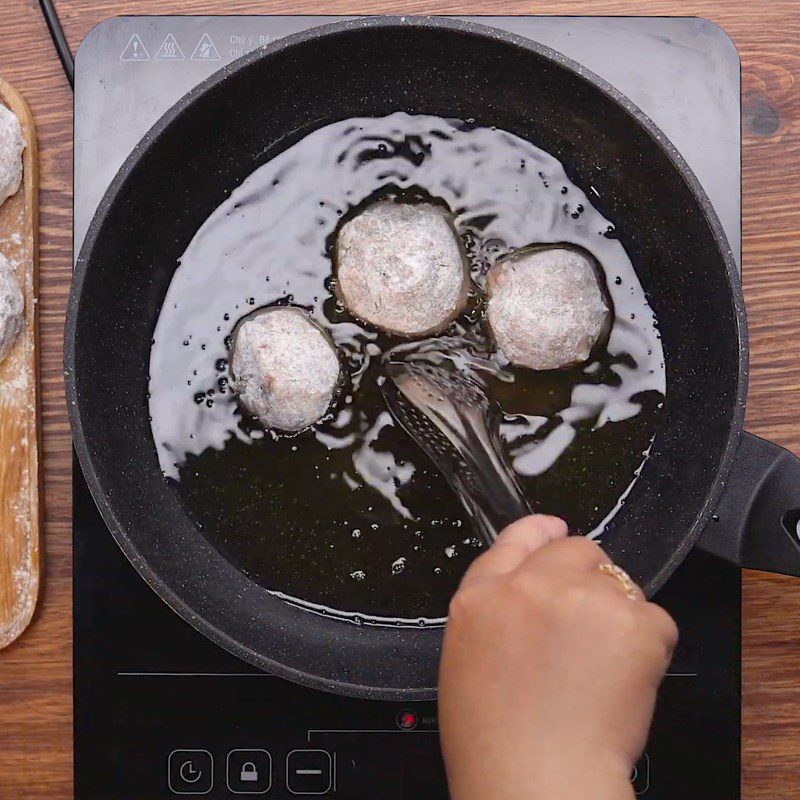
439, 515, 678, 800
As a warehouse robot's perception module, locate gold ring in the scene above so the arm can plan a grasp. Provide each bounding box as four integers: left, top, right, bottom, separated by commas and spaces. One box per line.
598, 563, 640, 600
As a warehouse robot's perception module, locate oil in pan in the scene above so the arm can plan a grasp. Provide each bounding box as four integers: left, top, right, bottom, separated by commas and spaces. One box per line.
148, 113, 666, 624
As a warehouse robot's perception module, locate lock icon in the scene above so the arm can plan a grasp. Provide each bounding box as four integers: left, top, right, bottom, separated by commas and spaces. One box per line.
227, 750, 271, 792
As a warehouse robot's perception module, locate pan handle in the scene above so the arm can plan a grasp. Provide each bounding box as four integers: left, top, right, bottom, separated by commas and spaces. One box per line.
697, 431, 800, 575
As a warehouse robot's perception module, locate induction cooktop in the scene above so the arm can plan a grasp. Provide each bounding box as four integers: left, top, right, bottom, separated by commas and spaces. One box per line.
73, 16, 742, 799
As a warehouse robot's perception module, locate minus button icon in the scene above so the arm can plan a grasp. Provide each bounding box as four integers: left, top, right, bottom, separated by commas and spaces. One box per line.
286, 750, 333, 794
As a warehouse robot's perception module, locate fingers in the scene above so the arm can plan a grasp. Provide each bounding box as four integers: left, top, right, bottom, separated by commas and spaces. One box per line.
585, 562, 678, 665
640, 602, 680, 653
460, 515, 568, 588
594, 562, 645, 601
456, 516, 678, 688
462, 518, 674, 646
520, 533, 609, 577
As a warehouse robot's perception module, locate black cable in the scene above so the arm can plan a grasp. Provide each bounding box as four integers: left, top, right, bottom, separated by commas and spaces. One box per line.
38, 0, 74, 89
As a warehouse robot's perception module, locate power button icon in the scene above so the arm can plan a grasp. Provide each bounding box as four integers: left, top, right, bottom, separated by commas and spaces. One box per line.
168, 750, 213, 794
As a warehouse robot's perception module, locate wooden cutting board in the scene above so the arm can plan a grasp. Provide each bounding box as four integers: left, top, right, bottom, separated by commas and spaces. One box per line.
0, 77, 40, 651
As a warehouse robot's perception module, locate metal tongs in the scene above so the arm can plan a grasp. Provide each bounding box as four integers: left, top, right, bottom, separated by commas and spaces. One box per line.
380, 359, 531, 545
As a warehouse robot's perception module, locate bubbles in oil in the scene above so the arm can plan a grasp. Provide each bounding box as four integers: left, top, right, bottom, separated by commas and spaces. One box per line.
148, 113, 665, 625
391, 557, 407, 575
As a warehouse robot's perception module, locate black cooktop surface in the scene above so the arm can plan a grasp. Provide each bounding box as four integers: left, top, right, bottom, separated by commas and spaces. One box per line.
73, 16, 742, 799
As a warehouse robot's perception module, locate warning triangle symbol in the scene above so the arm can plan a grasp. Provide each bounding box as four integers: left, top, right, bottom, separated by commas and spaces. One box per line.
190, 33, 221, 62
120, 34, 150, 62
155, 33, 185, 61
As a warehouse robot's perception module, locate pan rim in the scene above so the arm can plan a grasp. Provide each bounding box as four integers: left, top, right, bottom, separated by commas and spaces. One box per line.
65, 14, 747, 698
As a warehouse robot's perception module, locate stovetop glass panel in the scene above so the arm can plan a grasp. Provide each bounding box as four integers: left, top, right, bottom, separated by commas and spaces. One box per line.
73, 17, 742, 799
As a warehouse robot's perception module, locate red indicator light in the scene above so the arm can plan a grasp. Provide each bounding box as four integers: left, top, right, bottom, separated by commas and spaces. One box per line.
397, 710, 418, 730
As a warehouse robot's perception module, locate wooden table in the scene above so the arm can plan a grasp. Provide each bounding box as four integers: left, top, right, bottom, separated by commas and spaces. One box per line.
1, 1, 799, 797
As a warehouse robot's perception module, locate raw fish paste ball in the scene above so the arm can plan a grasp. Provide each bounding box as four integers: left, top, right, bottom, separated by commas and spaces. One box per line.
335, 201, 469, 337
0, 103, 24, 208
231, 306, 341, 431
0, 251, 23, 364
487, 247, 610, 370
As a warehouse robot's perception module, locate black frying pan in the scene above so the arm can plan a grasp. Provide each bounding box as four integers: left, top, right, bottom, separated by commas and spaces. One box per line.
65, 17, 800, 701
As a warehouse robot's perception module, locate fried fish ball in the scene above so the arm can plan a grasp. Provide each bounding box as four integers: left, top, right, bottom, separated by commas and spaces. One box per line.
231, 306, 341, 431
335, 201, 469, 337
487, 247, 610, 370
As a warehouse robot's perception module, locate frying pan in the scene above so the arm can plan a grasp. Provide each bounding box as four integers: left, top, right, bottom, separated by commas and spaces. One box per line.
65, 17, 800, 700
